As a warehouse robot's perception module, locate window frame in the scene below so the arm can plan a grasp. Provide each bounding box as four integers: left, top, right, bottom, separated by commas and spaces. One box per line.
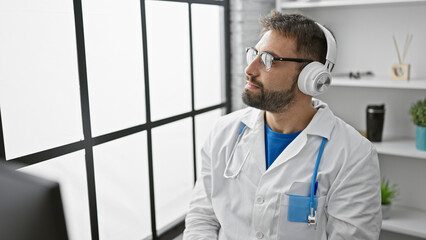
0, 0, 231, 239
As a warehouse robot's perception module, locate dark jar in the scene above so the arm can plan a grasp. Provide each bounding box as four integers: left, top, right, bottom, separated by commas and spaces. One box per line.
366, 104, 385, 142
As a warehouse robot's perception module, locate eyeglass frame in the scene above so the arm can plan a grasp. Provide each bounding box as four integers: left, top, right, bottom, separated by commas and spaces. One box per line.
245, 47, 313, 72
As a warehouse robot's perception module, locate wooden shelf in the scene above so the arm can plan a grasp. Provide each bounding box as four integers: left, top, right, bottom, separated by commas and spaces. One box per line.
382, 205, 426, 238
278, 0, 426, 9
331, 77, 426, 90
373, 139, 426, 159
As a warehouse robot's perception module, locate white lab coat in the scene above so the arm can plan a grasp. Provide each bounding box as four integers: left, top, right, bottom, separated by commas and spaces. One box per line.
184, 99, 381, 240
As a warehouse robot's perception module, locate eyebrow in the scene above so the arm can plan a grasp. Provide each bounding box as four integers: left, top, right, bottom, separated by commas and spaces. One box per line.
266, 50, 280, 58
254, 47, 280, 58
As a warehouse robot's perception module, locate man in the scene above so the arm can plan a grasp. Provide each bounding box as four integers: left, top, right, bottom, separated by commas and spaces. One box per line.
184, 10, 381, 240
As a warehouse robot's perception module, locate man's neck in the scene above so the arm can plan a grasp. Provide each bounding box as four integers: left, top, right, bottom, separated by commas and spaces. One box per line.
265, 99, 317, 134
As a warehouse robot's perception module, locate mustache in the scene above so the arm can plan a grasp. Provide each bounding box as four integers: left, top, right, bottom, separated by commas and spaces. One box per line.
246, 75, 264, 88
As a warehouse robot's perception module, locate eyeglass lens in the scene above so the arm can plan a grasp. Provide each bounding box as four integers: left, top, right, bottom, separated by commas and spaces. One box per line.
246, 48, 257, 65
260, 52, 273, 71
246, 48, 272, 71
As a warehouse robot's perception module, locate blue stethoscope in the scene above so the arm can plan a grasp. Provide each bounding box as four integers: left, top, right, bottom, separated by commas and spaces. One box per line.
308, 137, 327, 225
224, 124, 328, 225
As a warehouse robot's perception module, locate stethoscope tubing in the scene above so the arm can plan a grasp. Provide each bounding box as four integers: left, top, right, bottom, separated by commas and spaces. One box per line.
223, 124, 247, 179
310, 137, 328, 211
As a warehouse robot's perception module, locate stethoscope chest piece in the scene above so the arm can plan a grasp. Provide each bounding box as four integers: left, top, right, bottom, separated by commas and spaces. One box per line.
307, 207, 317, 227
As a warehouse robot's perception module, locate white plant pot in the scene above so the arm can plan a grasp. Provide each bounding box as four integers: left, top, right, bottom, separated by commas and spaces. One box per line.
382, 204, 391, 219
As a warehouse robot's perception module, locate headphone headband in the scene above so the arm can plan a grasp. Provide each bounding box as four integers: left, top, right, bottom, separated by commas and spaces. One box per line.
315, 22, 337, 72
297, 22, 337, 96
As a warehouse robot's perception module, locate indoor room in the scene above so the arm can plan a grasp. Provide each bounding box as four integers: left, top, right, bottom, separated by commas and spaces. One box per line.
1, 0, 425, 239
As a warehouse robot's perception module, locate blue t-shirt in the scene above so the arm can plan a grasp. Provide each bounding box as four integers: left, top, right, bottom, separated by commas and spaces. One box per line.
265, 123, 301, 169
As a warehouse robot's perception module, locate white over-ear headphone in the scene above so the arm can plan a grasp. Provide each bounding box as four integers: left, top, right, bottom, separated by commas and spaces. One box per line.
298, 22, 337, 96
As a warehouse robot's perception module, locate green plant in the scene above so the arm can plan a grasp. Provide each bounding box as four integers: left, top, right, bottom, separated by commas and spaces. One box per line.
409, 98, 426, 127
381, 179, 397, 205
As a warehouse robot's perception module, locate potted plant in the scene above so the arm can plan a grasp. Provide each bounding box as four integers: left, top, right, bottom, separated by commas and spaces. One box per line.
381, 178, 397, 219
409, 98, 426, 151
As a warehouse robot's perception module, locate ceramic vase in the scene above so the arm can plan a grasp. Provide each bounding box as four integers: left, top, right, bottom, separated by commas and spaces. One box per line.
382, 204, 391, 219
416, 126, 426, 151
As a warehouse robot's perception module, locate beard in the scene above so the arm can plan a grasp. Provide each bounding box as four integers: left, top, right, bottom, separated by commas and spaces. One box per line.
242, 75, 298, 113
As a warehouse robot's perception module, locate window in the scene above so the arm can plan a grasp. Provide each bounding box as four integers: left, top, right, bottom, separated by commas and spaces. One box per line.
0, 0, 230, 239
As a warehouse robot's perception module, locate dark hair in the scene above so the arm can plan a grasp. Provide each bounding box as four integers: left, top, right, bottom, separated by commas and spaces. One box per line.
260, 10, 329, 67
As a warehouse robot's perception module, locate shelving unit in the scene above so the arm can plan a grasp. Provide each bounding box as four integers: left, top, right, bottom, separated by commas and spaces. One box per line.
332, 77, 426, 90
373, 139, 426, 159
277, 0, 426, 9
382, 206, 426, 239
374, 138, 426, 239
278, 1, 426, 239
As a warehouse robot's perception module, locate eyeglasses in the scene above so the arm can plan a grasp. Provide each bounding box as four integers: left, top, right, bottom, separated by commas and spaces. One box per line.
245, 47, 313, 72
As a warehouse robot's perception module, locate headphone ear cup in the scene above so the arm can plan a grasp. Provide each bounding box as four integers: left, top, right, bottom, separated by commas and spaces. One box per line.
298, 62, 332, 96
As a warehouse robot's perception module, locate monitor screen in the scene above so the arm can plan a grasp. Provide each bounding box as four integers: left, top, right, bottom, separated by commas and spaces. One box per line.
0, 165, 69, 240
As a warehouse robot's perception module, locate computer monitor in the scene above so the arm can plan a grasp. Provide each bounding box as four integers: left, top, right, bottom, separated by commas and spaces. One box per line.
0, 165, 69, 240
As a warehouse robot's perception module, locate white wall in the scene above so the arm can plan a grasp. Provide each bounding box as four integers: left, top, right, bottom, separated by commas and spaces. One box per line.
230, 0, 275, 111
301, 3, 426, 78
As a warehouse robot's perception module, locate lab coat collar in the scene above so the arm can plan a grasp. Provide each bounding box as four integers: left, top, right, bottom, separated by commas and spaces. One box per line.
239, 98, 336, 140
237, 99, 336, 174
304, 98, 336, 140
266, 99, 336, 172
239, 108, 265, 174
240, 107, 263, 130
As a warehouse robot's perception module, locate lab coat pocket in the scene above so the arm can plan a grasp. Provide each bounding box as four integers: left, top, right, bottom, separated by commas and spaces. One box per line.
277, 193, 327, 240
287, 194, 318, 222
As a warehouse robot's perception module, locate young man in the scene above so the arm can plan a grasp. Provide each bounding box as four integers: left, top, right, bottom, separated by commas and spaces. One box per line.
184, 11, 381, 240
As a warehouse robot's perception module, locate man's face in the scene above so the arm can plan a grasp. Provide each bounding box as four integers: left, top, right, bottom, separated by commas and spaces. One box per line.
242, 30, 303, 113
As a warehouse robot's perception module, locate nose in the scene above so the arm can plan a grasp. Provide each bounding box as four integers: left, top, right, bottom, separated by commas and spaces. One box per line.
245, 55, 261, 77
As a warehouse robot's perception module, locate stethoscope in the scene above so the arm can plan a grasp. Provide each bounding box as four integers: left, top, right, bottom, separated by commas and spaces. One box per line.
223, 124, 248, 179
223, 123, 328, 226
308, 137, 327, 226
